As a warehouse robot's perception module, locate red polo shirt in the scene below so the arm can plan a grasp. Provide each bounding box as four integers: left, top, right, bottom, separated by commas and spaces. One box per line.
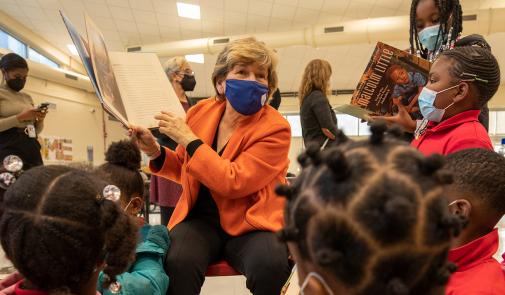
446, 229, 505, 295
13, 282, 47, 295
502, 252, 505, 275
411, 110, 493, 156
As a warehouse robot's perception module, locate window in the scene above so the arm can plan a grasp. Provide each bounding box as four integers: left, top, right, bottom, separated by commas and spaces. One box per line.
283, 113, 375, 138
489, 111, 497, 135
286, 115, 302, 137
28, 48, 59, 68
495, 111, 505, 135
0, 29, 27, 57
476, 110, 505, 136
0, 28, 59, 68
336, 114, 359, 136
358, 120, 372, 136
284, 110, 505, 140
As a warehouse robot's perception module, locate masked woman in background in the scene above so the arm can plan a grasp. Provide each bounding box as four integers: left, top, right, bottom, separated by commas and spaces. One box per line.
0, 53, 47, 170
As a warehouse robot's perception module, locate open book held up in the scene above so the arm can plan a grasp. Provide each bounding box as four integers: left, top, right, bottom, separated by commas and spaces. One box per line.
335, 42, 431, 121
60, 11, 185, 128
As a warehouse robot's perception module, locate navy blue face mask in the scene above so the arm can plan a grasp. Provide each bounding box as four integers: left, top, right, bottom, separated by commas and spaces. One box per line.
225, 79, 269, 116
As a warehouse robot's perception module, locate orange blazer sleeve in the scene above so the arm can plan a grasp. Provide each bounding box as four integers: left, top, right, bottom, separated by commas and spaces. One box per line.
186, 123, 291, 199
149, 145, 186, 183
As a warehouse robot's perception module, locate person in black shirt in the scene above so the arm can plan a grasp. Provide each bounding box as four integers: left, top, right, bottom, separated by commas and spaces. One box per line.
299, 59, 337, 148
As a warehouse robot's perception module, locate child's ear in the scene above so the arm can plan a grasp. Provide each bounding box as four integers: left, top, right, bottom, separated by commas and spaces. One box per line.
130, 197, 144, 215
453, 82, 470, 103
124, 196, 144, 216
448, 199, 472, 219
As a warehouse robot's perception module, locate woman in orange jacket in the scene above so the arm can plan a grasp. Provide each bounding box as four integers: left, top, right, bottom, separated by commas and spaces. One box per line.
130, 37, 292, 295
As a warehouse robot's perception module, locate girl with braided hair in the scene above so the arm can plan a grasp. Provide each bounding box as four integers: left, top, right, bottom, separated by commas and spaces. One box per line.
0, 165, 138, 295
382, 1, 490, 130
409, 45, 499, 155
409, 0, 462, 62
410, 0, 490, 129
379, 44, 499, 156
277, 123, 465, 295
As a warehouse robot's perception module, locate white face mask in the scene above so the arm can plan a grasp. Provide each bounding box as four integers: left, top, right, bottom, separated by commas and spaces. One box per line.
300, 272, 335, 295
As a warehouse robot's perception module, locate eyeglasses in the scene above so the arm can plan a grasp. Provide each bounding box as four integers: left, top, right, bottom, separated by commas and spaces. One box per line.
0, 155, 24, 190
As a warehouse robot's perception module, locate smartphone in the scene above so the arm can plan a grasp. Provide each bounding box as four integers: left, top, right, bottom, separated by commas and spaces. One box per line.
37, 103, 50, 111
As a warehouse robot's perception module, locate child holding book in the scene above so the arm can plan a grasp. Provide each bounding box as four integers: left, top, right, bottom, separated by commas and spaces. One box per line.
409, 0, 490, 129
444, 148, 505, 294
95, 140, 170, 295
378, 44, 499, 156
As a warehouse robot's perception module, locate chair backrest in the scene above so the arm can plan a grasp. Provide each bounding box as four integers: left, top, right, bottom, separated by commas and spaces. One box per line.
205, 261, 240, 277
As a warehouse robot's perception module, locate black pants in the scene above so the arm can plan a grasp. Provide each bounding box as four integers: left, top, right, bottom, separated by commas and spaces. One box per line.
160, 206, 174, 226
165, 218, 291, 295
0, 128, 42, 170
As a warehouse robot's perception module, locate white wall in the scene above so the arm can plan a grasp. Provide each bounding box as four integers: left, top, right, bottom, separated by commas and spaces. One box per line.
22, 75, 126, 165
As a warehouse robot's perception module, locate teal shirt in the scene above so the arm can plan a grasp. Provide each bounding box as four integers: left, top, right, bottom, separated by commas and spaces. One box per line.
97, 224, 170, 295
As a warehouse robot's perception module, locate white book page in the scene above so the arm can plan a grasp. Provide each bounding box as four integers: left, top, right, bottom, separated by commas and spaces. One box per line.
109, 52, 185, 128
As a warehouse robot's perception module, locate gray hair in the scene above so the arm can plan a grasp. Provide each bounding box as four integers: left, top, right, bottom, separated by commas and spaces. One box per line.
163, 56, 188, 81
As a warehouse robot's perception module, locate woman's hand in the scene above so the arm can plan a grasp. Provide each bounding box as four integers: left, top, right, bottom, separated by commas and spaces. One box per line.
129, 126, 161, 159
34, 110, 46, 123
16, 108, 38, 122
155, 111, 198, 148
373, 101, 417, 133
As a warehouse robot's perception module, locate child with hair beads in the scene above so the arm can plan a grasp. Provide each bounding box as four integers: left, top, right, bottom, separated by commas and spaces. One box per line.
0, 165, 138, 295
409, 0, 462, 62
380, 1, 490, 131
276, 123, 464, 295
379, 44, 500, 156
95, 140, 169, 295
444, 149, 505, 295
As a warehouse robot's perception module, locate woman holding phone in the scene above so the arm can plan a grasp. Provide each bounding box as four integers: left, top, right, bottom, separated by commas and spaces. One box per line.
0, 53, 47, 169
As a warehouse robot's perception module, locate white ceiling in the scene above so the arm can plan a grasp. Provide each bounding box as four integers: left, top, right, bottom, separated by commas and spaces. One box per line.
0, 0, 415, 51
0, 0, 503, 98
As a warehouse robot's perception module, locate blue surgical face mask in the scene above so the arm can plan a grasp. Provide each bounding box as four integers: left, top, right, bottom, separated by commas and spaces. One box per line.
225, 79, 269, 116
418, 84, 459, 122
418, 24, 442, 52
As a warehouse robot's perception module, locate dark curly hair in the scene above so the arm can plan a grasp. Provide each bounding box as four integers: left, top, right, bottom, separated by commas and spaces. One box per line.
96, 140, 144, 204
445, 148, 505, 216
0, 165, 138, 294
277, 123, 464, 295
